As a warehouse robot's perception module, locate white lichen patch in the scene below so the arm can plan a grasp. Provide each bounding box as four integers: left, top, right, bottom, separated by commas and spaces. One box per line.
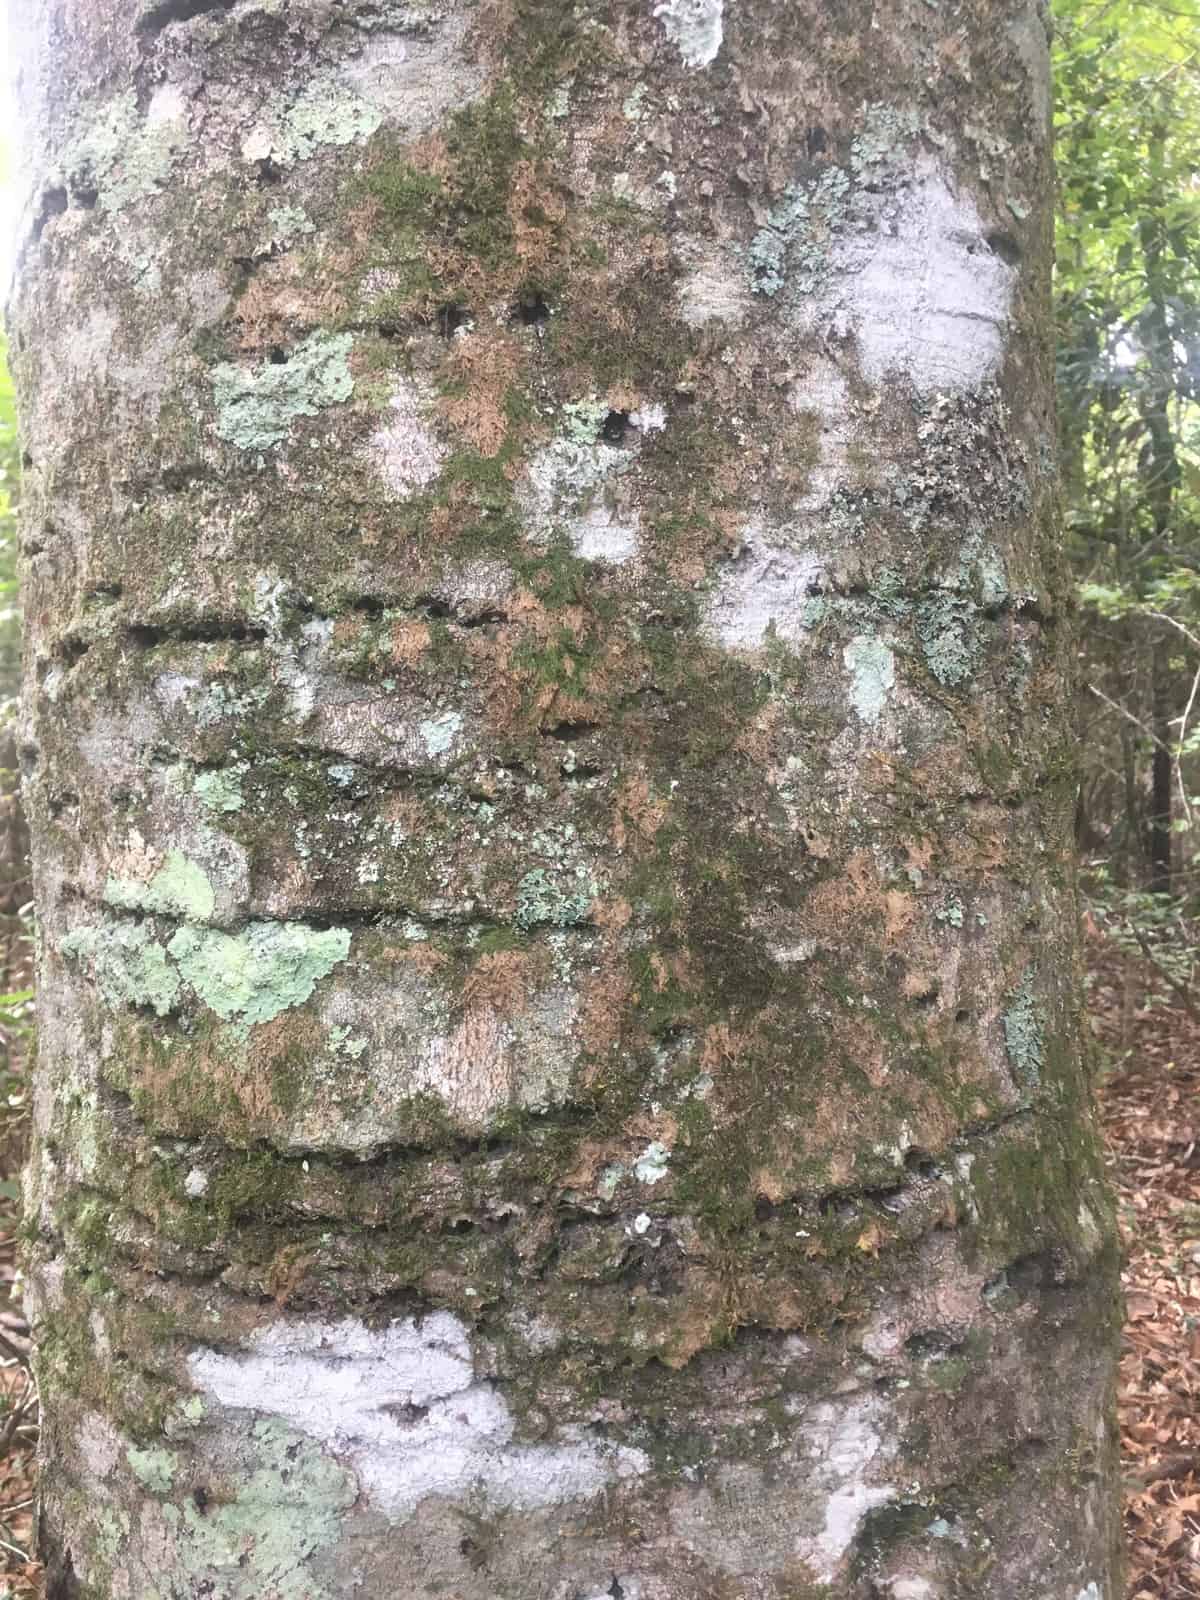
634, 1141, 671, 1185
366, 380, 447, 499
653, 0, 724, 67
188, 1312, 648, 1518
794, 164, 1015, 394
418, 710, 463, 760
704, 527, 825, 651
519, 424, 640, 565
794, 1396, 898, 1582
184, 1168, 209, 1199
843, 635, 896, 722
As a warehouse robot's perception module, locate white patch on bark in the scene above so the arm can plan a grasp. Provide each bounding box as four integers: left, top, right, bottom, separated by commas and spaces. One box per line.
184, 1168, 209, 1198
188, 1312, 648, 1518
817, 167, 1014, 393
653, 0, 725, 67
704, 526, 824, 650
794, 1396, 897, 1581
367, 381, 447, 499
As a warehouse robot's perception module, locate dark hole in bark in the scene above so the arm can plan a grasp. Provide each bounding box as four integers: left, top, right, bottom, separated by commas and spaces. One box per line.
135, 0, 240, 32
904, 1148, 938, 1179
543, 719, 600, 741
436, 303, 470, 338
267, 346, 289, 365
33, 186, 68, 240
21, 453, 32, 471
72, 183, 99, 210
753, 1195, 773, 1221
954, 1007, 972, 1024
516, 291, 551, 326
192, 1485, 210, 1515
253, 157, 283, 187
602, 409, 632, 445
985, 230, 1021, 266
383, 1400, 430, 1427
805, 125, 829, 156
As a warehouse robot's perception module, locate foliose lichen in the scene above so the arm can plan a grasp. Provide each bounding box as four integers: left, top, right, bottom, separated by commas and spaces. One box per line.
1003, 974, 1045, 1087
167, 922, 352, 1038
211, 333, 355, 451
515, 869, 594, 931
242, 82, 383, 167
104, 851, 216, 923
60, 923, 182, 1017
842, 634, 896, 723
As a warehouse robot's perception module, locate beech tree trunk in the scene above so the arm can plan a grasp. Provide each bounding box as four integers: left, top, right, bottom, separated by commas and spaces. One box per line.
11, 2, 1122, 1597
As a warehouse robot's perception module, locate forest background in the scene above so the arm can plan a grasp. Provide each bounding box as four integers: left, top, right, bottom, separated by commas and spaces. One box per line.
0, 0, 1199, 1591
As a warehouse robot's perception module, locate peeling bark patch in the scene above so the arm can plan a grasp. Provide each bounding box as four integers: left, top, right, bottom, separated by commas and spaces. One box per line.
652, 0, 724, 67
188, 1313, 649, 1518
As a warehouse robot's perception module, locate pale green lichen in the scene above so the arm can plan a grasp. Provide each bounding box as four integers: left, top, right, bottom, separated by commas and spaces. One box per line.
127, 1444, 179, 1494
515, 869, 594, 931
842, 635, 896, 723
635, 1141, 670, 1184
560, 396, 610, 443
329, 1024, 368, 1060
915, 594, 976, 686
211, 333, 355, 451
243, 82, 383, 167
105, 851, 216, 923
193, 769, 245, 814
747, 167, 850, 296
265, 204, 315, 250
160, 1419, 356, 1599
849, 103, 922, 177
167, 922, 352, 1037
60, 923, 181, 1017
61, 88, 188, 215
418, 711, 463, 758
1003, 974, 1045, 1086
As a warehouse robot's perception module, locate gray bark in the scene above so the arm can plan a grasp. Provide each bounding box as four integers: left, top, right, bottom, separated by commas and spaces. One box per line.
10, 1, 1121, 1597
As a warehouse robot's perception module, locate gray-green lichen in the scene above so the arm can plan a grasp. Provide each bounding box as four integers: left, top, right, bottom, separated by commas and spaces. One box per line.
747, 168, 850, 297
127, 1444, 178, 1494
60, 87, 189, 215
1003, 974, 1045, 1087
193, 769, 245, 814
61, 913, 351, 1036
60, 923, 181, 1017
105, 851, 216, 923
242, 82, 383, 167
167, 923, 352, 1037
915, 595, 976, 686
211, 333, 355, 451
156, 1419, 356, 1599
515, 869, 594, 931
842, 635, 896, 723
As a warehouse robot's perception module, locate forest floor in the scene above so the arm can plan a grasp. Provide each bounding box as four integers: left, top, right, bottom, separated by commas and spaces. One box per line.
0, 934, 1196, 1598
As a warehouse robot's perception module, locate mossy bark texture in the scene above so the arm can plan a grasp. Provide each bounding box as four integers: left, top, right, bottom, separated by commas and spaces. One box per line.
12, 1, 1121, 1596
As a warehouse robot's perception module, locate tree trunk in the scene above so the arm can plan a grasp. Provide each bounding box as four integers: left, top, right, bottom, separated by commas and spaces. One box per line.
11, 2, 1121, 1597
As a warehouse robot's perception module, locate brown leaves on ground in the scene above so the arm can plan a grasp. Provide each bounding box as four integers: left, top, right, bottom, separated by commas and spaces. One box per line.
1093, 931, 1200, 1597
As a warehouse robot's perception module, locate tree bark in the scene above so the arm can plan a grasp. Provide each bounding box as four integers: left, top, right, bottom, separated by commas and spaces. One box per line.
11, 2, 1122, 1597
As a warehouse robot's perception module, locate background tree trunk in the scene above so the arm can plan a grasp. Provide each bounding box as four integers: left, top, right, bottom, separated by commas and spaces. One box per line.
11, 1, 1122, 1596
